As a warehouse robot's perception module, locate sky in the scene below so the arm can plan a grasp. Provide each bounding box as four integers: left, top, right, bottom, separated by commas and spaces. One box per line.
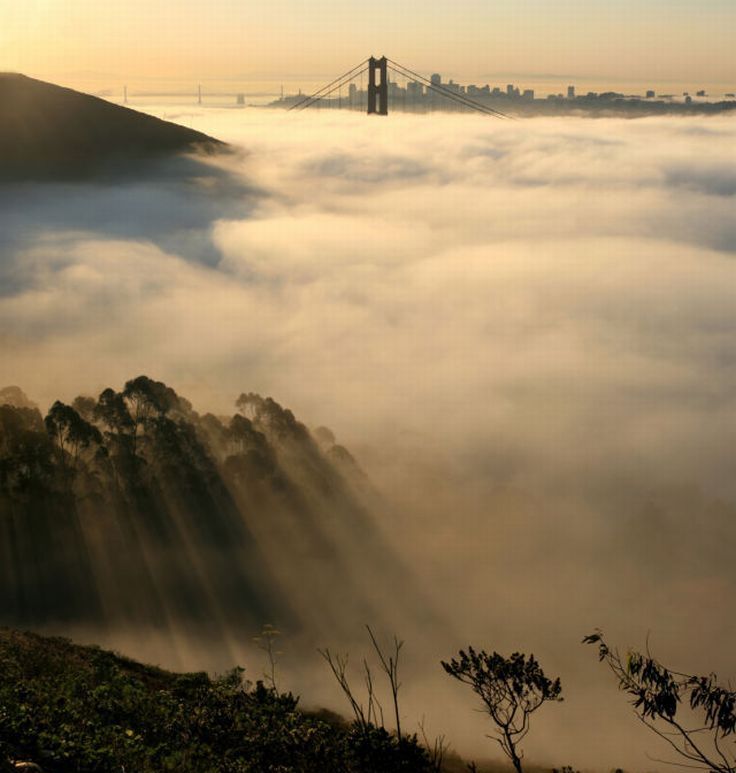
2, 0, 735, 92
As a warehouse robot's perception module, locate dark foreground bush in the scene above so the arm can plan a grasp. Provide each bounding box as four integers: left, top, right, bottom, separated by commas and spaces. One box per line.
0, 629, 432, 772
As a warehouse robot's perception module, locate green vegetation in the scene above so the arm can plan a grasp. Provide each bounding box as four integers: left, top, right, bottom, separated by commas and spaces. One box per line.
4, 623, 732, 773
0, 628, 433, 772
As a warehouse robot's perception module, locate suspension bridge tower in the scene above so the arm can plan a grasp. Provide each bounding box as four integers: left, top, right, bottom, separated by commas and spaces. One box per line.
367, 56, 388, 115
288, 56, 509, 120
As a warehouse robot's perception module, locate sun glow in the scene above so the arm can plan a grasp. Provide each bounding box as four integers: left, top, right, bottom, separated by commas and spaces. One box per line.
1, 0, 734, 93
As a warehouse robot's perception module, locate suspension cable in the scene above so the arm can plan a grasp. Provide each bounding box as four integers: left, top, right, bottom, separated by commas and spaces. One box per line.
388, 61, 511, 118
289, 56, 515, 118
293, 66, 369, 111
288, 59, 370, 111
387, 66, 503, 118
388, 59, 512, 119
388, 58, 508, 116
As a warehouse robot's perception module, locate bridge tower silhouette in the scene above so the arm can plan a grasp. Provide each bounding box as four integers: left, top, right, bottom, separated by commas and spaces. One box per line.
288, 56, 511, 119
367, 56, 388, 115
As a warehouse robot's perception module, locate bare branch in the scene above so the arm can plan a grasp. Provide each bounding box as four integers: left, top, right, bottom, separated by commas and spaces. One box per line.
318, 648, 369, 732
366, 625, 404, 739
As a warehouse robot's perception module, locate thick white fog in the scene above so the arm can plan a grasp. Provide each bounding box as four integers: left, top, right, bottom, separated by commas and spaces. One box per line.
2, 109, 736, 768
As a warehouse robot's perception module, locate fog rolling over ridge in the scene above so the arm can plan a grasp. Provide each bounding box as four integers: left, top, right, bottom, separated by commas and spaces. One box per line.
2, 108, 736, 767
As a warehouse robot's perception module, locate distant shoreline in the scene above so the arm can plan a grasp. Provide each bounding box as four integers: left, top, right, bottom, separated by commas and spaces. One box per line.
270, 93, 736, 118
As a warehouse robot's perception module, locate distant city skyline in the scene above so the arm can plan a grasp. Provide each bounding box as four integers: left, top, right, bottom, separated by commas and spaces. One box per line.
3, 0, 735, 90
12, 71, 736, 113
270, 67, 735, 118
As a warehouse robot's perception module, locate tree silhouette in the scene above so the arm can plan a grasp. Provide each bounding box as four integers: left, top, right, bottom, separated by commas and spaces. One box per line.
94, 388, 135, 437
0, 404, 54, 499
442, 648, 562, 773
123, 375, 180, 425
584, 631, 736, 773
45, 401, 102, 474
236, 392, 309, 442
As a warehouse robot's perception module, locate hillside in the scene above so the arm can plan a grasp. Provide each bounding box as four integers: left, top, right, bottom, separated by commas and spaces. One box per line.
0, 627, 436, 772
0, 377, 427, 647
0, 628, 536, 773
0, 73, 223, 179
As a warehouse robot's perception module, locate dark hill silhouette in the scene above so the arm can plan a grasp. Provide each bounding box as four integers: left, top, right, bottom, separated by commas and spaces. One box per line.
0, 73, 224, 179
0, 627, 442, 772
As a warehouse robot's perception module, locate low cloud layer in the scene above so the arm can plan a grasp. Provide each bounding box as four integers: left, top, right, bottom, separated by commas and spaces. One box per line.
2, 109, 736, 767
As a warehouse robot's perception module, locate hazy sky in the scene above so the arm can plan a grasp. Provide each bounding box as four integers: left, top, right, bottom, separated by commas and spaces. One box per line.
2, 0, 735, 88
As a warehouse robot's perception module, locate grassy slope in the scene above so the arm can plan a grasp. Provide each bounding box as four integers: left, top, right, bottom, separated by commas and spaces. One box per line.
0, 628, 428, 772
0, 73, 224, 179
0, 628, 553, 773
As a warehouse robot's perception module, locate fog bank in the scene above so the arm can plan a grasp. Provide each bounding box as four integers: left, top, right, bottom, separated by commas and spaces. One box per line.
2, 109, 736, 768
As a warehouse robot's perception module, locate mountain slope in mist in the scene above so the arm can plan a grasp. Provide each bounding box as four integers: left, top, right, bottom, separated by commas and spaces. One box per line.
0, 74, 223, 180
0, 377, 424, 646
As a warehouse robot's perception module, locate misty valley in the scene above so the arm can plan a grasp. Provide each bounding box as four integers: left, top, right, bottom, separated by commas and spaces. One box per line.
1, 69, 736, 773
